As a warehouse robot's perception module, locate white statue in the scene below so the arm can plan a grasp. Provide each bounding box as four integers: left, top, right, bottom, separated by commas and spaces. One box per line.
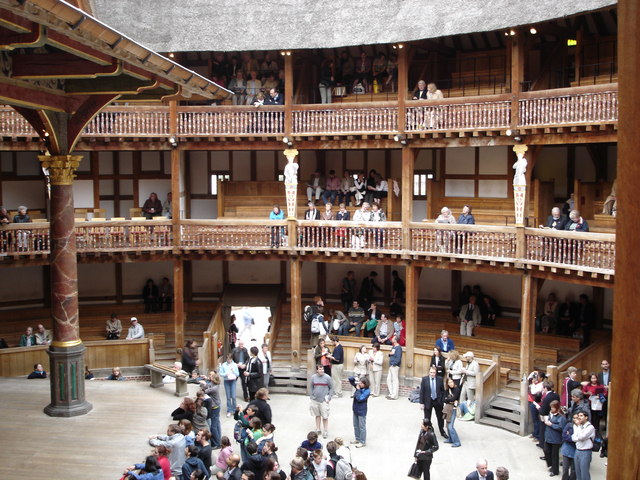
284, 149, 299, 184
513, 149, 527, 186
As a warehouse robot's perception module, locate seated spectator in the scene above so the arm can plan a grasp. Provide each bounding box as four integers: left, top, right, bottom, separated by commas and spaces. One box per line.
353, 173, 366, 206
543, 207, 568, 230
159, 277, 173, 312
330, 309, 348, 334
336, 203, 350, 221
318, 59, 335, 104
143, 279, 159, 313
304, 201, 320, 221
123, 455, 164, 480
413, 80, 428, 100
372, 314, 394, 345
341, 301, 364, 336
0, 206, 9, 226
163, 192, 172, 219
13, 205, 31, 224
228, 71, 247, 105
172, 397, 197, 422
457, 205, 475, 224
126, 316, 145, 339
246, 71, 262, 105
392, 315, 406, 346
427, 82, 444, 99
107, 366, 124, 380
27, 363, 47, 379
565, 210, 589, 232
372, 175, 388, 205
482, 296, 500, 327
322, 170, 341, 205
264, 87, 284, 105
540, 293, 559, 333
142, 193, 163, 219
306, 170, 324, 204
252, 92, 266, 107
85, 365, 95, 380
436, 206, 457, 224
149, 424, 187, 479
320, 203, 334, 221
182, 445, 209, 480
106, 313, 123, 340
19, 326, 36, 347
34, 323, 51, 345
353, 52, 372, 93
602, 179, 617, 216
459, 296, 481, 337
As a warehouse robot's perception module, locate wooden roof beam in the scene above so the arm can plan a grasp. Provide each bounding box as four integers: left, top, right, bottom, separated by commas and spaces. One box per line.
11, 53, 121, 79
0, 78, 86, 112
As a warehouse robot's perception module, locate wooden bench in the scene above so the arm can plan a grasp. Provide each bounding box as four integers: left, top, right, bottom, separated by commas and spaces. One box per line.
145, 362, 189, 396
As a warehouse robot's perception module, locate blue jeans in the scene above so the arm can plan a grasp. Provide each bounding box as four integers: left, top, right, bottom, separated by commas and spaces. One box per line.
322, 190, 339, 204
529, 401, 541, 437
574, 450, 592, 480
224, 379, 237, 413
353, 414, 367, 444
447, 408, 461, 446
209, 406, 222, 447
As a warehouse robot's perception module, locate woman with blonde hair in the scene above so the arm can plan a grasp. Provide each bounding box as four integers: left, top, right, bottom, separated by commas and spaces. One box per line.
446, 350, 464, 386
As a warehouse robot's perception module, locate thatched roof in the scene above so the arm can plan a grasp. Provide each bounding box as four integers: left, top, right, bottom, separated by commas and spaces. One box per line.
88, 0, 616, 52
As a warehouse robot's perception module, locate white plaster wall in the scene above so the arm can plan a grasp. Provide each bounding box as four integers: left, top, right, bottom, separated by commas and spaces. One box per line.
535, 147, 568, 198
78, 263, 116, 297
119, 151, 133, 174
575, 146, 596, 182
420, 269, 452, 303
98, 151, 114, 175
344, 150, 364, 173
232, 151, 251, 181
228, 260, 281, 284
445, 147, 474, 174
367, 150, 386, 175
477, 179, 508, 198
413, 200, 427, 221
0, 266, 43, 303
478, 146, 508, 174
211, 151, 230, 170
444, 179, 474, 197
192, 260, 224, 293
191, 199, 216, 219
72, 180, 94, 208
2, 180, 45, 211
460, 271, 522, 309
415, 149, 434, 171
75, 152, 91, 172
100, 200, 115, 219
189, 151, 209, 195
141, 151, 161, 171
15, 152, 40, 175
256, 151, 275, 180
298, 150, 318, 180
325, 150, 343, 174
100, 179, 114, 196
122, 261, 173, 295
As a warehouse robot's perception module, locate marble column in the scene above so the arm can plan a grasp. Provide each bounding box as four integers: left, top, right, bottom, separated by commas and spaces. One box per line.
39, 154, 92, 417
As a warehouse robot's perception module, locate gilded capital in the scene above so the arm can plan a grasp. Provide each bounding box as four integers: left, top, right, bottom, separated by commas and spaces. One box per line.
39, 155, 83, 186
512, 144, 528, 157
283, 148, 299, 161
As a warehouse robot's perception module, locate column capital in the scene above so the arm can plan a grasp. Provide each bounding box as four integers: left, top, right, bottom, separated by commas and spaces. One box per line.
39, 154, 83, 186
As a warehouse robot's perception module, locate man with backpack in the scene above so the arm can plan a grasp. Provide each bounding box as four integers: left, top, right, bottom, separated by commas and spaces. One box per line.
326, 440, 353, 480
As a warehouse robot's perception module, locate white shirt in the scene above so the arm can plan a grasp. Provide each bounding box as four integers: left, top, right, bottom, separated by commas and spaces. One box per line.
126, 323, 145, 339
258, 350, 272, 374
571, 422, 595, 450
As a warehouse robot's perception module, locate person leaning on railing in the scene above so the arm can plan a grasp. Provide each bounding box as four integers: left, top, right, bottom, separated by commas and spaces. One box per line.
565, 210, 589, 232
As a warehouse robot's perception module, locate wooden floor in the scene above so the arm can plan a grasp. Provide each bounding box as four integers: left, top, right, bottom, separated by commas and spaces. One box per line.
0, 377, 608, 480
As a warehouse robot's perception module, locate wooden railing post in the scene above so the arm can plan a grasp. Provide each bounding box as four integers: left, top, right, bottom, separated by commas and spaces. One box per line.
284, 51, 293, 136
510, 29, 525, 130
290, 258, 302, 369
397, 44, 409, 133
401, 148, 416, 240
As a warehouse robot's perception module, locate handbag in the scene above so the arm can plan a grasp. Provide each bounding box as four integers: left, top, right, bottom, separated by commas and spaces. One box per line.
442, 402, 454, 421
408, 462, 421, 479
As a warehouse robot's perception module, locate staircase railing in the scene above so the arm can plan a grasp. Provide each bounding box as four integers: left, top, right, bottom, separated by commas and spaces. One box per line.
475, 354, 501, 426
546, 335, 612, 390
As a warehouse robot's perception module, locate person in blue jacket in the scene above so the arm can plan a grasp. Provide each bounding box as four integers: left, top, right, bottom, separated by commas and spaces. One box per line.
348, 375, 371, 448
123, 455, 164, 480
543, 400, 567, 477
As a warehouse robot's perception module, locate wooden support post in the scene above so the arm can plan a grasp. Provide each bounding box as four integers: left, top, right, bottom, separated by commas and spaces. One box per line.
284, 52, 293, 136
173, 258, 184, 356
401, 148, 416, 247
510, 31, 525, 130
519, 273, 538, 435
610, 1, 640, 476
404, 265, 421, 381
169, 100, 181, 247
397, 45, 409, 133
290, 258, 302, 369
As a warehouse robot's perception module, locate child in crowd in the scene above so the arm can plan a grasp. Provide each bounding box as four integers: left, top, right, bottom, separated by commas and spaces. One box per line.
301, 431, 323, 452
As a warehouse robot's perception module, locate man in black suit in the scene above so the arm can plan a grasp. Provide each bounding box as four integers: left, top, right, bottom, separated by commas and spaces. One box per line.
465, 458, 495, 480
419, 365, 448, 438
244, 346, 264, 401
264, 88, 284, 105
543, 207, 568, 230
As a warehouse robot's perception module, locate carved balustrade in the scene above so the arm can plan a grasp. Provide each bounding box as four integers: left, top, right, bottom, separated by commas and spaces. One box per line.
179, 106, 285, 136
405, 96, 511, 132
0, 220, 616, 276
180, 219, 288, 249
83, 106, 170, 137
409, 223, 518, 260
292, 103, 398, 135
0, 107, 37, 136
296, 220, 403, 251
519, 85, 618, 127
524, 228, 615, 274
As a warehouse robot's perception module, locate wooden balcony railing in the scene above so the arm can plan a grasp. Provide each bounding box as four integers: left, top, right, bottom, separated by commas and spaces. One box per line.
524, 228, 615, 274
179, 106, 285, 136
292, 102, 398, 135
1, 220, 616, 276
296, 221, 403, 251
519, 84, 618, 127
0, 84, 618, 139
180, 219, 288, 249
409, 223, 518, 260
405, 96, 511, 132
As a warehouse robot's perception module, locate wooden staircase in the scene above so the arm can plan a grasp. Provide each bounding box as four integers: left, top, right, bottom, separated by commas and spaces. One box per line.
269, 303, 310, 394
478, 371, 524, 434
